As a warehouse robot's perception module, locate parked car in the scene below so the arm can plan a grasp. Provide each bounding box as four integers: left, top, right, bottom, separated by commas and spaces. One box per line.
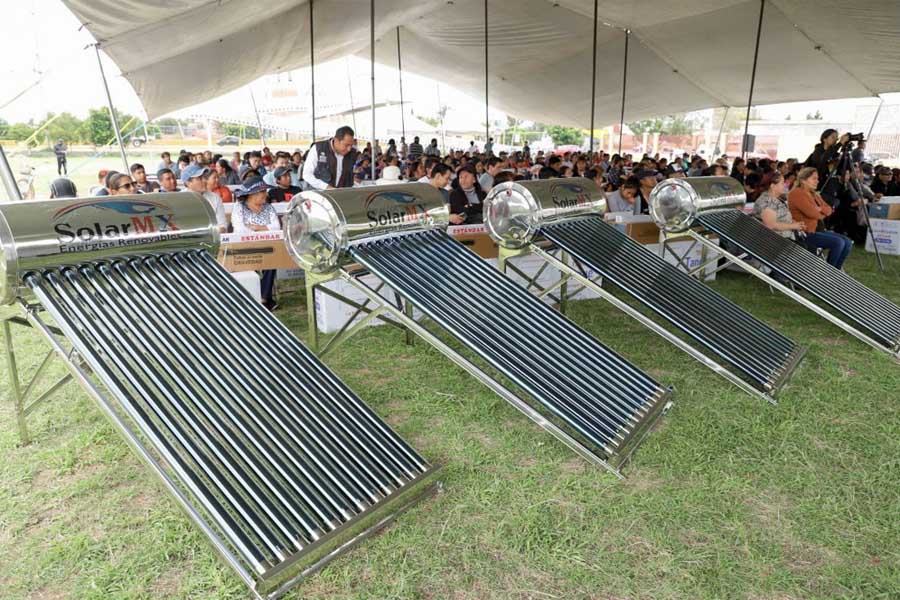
217, 136, 240, 146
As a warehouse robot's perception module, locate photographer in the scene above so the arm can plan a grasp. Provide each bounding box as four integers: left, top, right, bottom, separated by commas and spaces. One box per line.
805, 129, 850, 190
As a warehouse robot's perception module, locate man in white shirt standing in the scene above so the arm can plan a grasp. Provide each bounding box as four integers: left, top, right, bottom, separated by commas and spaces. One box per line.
302, 126, 359, 190
182, 164, 227, 232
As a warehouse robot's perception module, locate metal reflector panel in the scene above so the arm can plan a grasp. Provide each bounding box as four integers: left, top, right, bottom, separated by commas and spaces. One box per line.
349, 229, 671, 469
22, 249, 438, 598
541, 215, 804, 394
697, 209, 900, 350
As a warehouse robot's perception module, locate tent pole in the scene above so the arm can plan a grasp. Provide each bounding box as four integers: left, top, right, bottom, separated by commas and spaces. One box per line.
742, 0, 765, 160
0, 144, 23, 201
309, 0, 316, 142
617, 30, 629, 155
370, 0, 376, 181
484, 0, 489, 151
249, 88, 266, 147
863, 95, 886, 273
865, 96, 884, 141
437, 84, 446, 152
589, 0, 598, 158
94, 44, 129, 174
346, 58, 357, 133
715, 106, 729, 156
397, 27, 406, 142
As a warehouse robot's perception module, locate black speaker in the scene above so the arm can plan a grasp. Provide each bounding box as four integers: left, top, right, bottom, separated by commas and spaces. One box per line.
742, 134, 756, 153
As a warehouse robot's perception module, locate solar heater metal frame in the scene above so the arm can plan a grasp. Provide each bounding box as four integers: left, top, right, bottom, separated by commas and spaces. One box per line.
302, 262, 670, 480
497, 237, 800, 406
683, 227, 900, 362
4, 293, 441, 600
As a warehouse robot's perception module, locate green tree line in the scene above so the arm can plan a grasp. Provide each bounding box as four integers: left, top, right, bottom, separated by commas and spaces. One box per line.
0, 107, 142, 147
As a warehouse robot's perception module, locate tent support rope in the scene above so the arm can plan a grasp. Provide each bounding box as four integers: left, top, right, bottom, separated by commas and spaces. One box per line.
94, 44, 129, 174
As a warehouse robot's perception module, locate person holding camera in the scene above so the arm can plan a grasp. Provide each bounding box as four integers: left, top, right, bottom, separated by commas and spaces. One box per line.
788, 167, 853, 269
805, 129, 850, 191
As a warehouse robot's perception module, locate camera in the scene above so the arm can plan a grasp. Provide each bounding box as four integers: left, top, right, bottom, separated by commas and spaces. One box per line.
847, 132, 865, 143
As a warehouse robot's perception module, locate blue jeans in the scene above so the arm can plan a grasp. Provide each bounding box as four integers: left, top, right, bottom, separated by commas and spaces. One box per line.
805, 231, 852, 269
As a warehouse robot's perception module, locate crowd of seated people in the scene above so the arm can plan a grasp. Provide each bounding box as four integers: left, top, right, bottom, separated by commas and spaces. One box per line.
45, 126, 900, 274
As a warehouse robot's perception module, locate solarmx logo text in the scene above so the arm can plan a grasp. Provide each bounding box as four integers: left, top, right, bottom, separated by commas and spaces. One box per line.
51, 199, 180, 252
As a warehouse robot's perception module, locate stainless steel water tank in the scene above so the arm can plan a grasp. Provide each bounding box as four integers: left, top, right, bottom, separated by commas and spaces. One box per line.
0, 193, 218, 305
483, 178, 607, 249
648, 176, 745, 233
283, 183, 450, 274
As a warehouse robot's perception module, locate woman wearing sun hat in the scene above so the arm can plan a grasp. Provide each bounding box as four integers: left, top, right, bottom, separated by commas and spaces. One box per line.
232, 176, 280, 310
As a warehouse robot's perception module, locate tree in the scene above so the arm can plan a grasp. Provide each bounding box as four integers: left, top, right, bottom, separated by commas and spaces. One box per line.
546, 125, 582, 146
6, 122, 36, 142
45, 112, 85, 145
0, 118, 8, 138
222, 123, 242, 137
83, 107, 138, 146
628, 114, 696, 135
85, 108, 114, 146
627, 118, 665, 135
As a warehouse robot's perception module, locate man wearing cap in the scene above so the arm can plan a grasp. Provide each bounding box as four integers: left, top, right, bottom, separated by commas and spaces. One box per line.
302, 125, 359, 190
53, 138, 68, 175
633, 169, 658, 215
665, 163, 686, 179
263, 154, 293, 186
182, 164, 227, 232
268, 166, 302, 203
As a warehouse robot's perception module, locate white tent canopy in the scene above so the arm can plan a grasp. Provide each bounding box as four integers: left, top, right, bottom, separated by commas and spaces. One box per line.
62, 0, 900, 126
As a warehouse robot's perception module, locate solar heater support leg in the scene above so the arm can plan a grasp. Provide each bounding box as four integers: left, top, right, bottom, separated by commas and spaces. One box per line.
3, 318, 30, 445
304, 271, 340, 352
559, 250, 570, 315
404, 300, 415, 346
528, 245, 777, 405
686, 231, 897, 360
497, 245, 530, 277
339, 270, 627, 479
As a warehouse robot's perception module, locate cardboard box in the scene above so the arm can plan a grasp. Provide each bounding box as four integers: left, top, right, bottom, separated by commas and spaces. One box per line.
449, 224, 499, 259
865, 218, 900, 256
218, 232, 297, 272
868, 200, 900, 220
626, 221, 662, 244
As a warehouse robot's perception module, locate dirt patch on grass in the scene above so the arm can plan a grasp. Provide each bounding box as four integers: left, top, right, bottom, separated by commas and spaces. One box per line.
472, 433, 497, 448
559, 458, 585, 475
746, 492, 837, 578
626, 472, 662, 494
746, 491, 793, 532
30, 586, 72, 599
30, 462, 106, 493
149, 566, 185, 598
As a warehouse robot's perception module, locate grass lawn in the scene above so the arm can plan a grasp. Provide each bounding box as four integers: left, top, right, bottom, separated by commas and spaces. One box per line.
1, 250, 899, 599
